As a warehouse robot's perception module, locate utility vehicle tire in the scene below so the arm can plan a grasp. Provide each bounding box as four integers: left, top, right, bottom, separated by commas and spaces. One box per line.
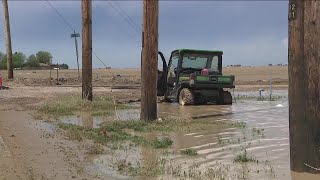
218, 91, 232, 105
158, 96, 172, 103
223, 91, 232, 105
179, 88, 194, 106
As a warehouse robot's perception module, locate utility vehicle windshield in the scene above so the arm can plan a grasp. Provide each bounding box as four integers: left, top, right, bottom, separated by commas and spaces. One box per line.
182, 53, 219, 71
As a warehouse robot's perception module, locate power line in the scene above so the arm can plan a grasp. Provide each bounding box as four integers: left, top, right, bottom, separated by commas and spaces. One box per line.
113, 1, 142, 32
106, 1, 167, 60
45, 0, 108, 68
45, 0, 76, 32
93, 50, 107, 67
105, 1, 141, 36
94, 1, 142, 48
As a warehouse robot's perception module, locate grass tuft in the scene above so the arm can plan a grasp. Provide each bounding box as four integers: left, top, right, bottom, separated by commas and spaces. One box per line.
233, 150, 257, 163
180, 148, 198, 156
151, 137, 173, 149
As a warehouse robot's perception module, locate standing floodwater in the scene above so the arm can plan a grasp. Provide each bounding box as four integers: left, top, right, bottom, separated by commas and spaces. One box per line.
86, 90, 290, 179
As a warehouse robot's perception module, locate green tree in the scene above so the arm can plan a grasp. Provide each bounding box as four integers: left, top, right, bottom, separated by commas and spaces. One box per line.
13, 52, 26, 68
27, 54, 40, 67
36, 51, 52, 64
0, 51, 4, 60
60, 63, 69, 69
1, 52, 26, 69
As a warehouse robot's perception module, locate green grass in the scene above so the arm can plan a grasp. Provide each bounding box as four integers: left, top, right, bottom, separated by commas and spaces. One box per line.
151, 137, 173, 149
57, 118, 248, 149
233, 150, 257, 163
38, 95, 131, 118
58, 122, 172, 149
180, 148, 198, 156
99, 118, 247, 133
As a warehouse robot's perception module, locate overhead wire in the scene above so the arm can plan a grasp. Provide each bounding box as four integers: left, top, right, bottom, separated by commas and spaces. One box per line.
105, 0, 141, 36
113, 1, 143, 32
47, 0, 169, 67
93, 1, 142, 48
102, 0, 169, 61
45, 0, 108, 68
46, 0, 76, 32
111, 1, 169, 61
105, 0, 168, 62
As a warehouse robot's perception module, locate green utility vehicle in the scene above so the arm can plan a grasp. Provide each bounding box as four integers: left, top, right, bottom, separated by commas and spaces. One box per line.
157, 49, 235, 105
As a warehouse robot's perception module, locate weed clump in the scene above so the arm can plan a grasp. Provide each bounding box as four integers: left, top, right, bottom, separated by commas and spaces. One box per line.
233, 150, 257, 163
180, 148, 198, 156
151, 137, 173, 149
57, 122, 173, 149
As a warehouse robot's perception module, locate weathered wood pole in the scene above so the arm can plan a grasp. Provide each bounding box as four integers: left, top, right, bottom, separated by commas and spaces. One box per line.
141, 0, 159, 121
289, 0, 320, 173
81, 0, 93, 101
2, 0, 13, 79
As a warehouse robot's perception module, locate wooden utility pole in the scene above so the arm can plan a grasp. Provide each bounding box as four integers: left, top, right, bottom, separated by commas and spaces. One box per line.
71, 31, 80, 79
2, 0, 13, 79
288, 0, 320, 173
141, 0, 159, 121
81, 0, 92, 101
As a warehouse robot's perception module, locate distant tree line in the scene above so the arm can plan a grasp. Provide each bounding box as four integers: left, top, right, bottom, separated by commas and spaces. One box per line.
0, 50, 68, 70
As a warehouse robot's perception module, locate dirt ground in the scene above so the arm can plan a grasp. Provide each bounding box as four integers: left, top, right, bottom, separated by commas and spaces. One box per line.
0, 66, 288, 111
0, 66, 289, 179
0, 66, 288, 87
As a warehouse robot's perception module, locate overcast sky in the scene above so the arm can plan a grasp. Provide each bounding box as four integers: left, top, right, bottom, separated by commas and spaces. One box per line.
0, 1, 288, 69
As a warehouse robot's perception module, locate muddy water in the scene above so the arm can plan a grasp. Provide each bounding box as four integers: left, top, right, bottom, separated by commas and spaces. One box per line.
58, 90, 318, 179
80, 90, 294, 179
155, 90, 290, 179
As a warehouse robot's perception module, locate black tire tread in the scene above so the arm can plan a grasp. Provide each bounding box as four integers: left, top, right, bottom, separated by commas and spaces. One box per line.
179, 88, 194, 105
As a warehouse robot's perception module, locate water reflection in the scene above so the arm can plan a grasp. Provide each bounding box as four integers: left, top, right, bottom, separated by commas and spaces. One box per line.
61, 113, 104, 129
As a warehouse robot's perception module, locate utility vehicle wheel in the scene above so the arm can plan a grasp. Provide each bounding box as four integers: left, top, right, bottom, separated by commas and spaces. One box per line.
223, 91, 232, 105
158, 96, 172, 103
179, 88, 194, 106
218, 91, 232, 105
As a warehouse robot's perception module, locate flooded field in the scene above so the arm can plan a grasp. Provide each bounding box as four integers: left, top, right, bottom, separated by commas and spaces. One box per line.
54, 90, 291, 179
156, 90, 289, 179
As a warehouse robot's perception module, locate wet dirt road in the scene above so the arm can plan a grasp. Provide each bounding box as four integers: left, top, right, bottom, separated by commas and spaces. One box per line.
0, 111, 113, 180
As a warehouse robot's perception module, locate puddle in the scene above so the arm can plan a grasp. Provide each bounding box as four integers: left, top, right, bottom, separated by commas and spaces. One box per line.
61, 115, 106, 129
52, 90, 293, 179
59, 109, 140, 129
117, 109, 140, 121
87, 143, 142, 179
